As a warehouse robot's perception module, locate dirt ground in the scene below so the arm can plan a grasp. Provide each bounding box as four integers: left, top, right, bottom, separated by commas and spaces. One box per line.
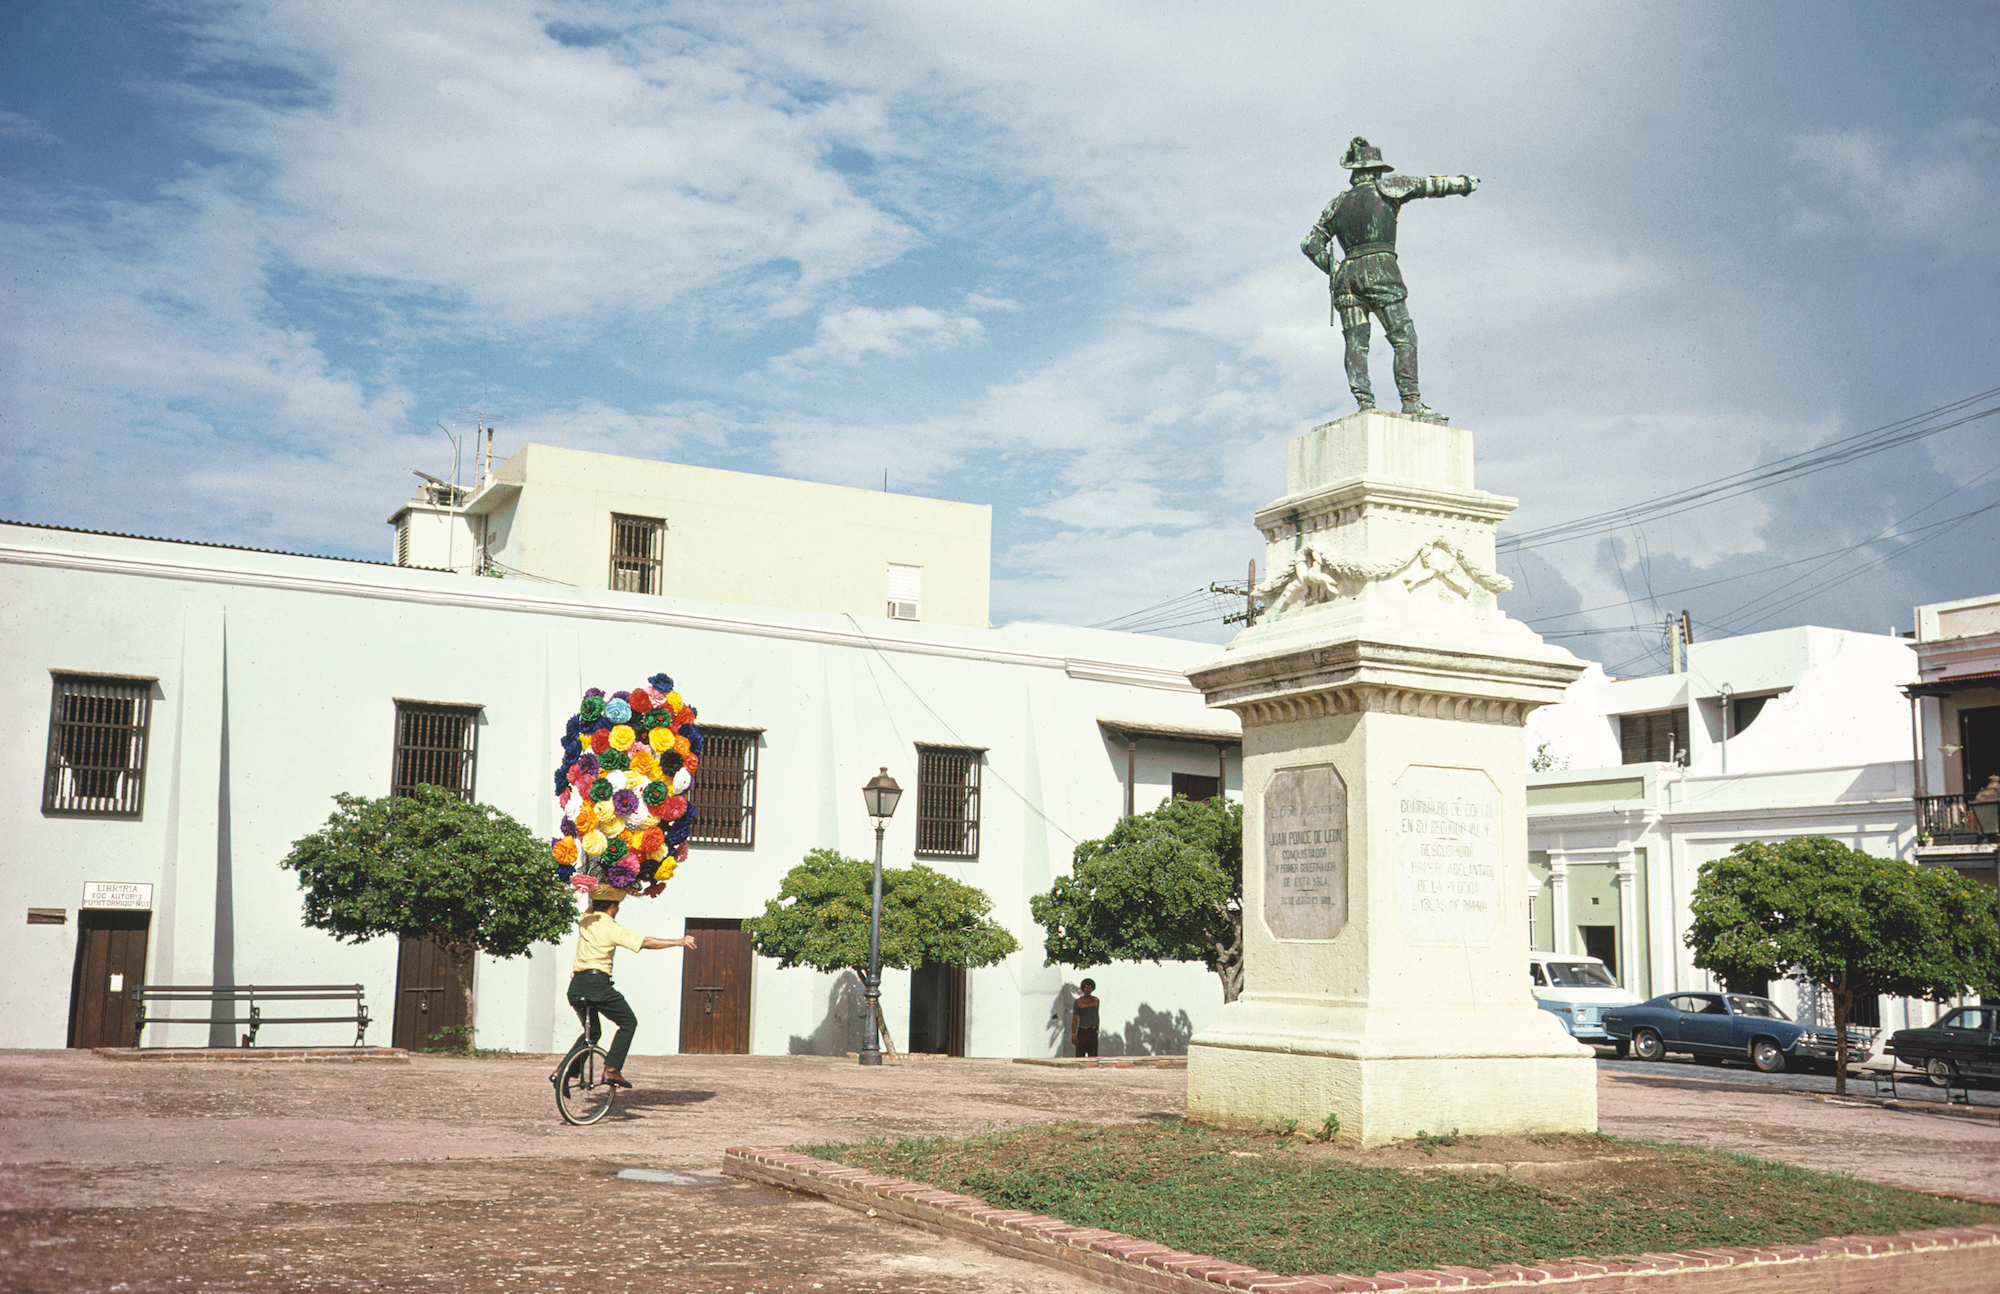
0, 1049, 1995, 1293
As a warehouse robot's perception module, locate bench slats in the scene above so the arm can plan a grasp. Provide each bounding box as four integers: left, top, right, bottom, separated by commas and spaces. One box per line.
132, 984, 371, 1048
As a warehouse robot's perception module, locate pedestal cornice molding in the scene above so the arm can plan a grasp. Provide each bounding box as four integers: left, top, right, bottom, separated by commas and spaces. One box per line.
1190, 635, 1584, 727
1255, 476, 1516, 539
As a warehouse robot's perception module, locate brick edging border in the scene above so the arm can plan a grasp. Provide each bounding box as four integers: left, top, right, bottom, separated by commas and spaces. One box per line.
92, 1047, 409, 1063
720, 1146, 2000, 1292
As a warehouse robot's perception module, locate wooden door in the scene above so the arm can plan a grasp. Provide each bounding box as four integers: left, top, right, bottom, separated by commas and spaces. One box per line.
68, 911, 150, 1048
678, 919, 752, 1054
392, 936, 472, 1051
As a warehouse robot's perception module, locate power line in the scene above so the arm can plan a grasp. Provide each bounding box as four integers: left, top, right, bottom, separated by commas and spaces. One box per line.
1497, 387, 2000, 553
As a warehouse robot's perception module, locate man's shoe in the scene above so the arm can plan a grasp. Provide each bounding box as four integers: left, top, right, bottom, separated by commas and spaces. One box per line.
603, 1067, 633, 1089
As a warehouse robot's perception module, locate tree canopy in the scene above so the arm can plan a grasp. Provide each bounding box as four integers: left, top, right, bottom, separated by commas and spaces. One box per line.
1685, 835, 2000, 1092
743, 848, 1020, 975
1030, 795, 1244, 1002
280, 785, 578, 1043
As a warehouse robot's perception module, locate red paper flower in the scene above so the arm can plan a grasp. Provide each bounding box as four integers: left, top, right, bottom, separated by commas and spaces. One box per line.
589, 730, 611, 753
629, 690, 654, 714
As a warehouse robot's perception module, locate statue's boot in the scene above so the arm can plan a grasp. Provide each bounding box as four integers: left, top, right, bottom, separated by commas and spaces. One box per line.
1401, 398, 1447, 424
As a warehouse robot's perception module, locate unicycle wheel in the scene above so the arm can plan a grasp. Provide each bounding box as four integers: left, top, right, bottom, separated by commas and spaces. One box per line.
556, 1046, 615, 1125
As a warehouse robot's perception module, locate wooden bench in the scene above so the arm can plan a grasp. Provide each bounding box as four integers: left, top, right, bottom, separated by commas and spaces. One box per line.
132, 984, 371, 1048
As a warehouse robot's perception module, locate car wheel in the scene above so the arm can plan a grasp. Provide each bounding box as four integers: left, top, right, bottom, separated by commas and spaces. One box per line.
1632, 1029, 1664, 1061
1751, 1038, 1786, 1074
1928, 1058, 1956, 1086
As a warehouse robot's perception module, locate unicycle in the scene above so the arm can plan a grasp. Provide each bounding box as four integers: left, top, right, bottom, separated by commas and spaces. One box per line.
554, 1006, 617, 1126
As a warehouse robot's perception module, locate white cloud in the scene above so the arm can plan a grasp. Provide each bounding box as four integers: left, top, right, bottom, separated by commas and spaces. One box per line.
768, 304, 983, 371
1022, 482, 1207, 533
1787, 125, 1993, 251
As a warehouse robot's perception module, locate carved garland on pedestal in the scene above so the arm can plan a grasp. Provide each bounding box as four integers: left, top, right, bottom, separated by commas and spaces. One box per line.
1257, 534, 1512, 619
1230, 685, 1533, 728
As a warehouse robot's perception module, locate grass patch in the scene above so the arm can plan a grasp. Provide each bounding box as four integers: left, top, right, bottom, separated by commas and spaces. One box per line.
801, 1122, 1999, 1277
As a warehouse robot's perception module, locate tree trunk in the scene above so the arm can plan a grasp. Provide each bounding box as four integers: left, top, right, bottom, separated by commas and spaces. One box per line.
1832, 973, 1851, 1097
446, 939, 477, 1053
1213, 909, 1245, 1004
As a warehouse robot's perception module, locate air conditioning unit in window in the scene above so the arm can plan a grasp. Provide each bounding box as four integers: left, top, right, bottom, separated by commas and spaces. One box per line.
888, 600, 920, 621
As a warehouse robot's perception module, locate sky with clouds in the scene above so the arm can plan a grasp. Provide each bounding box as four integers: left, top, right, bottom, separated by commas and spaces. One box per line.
3, 1, 1996, 671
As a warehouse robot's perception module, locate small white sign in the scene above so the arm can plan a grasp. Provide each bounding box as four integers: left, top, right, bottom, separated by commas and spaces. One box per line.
81, 882, 153, 910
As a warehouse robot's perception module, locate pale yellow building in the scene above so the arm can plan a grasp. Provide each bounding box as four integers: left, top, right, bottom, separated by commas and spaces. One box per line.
388, 443, 992, 628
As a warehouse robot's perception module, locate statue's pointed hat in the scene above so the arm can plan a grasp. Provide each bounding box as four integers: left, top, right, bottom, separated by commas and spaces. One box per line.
1340, 136, 1391, 172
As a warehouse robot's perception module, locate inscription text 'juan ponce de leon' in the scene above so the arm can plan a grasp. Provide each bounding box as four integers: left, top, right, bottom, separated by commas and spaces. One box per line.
1392, 765, 1501, 945
1263, 765, 1349, 941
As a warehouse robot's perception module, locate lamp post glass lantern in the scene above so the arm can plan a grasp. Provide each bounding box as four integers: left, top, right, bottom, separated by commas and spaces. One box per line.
859, 767, 902, 1066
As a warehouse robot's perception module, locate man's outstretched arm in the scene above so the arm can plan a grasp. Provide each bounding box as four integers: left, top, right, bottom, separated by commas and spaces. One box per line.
639, 935, 696, 951
1379, 173, 1480, 203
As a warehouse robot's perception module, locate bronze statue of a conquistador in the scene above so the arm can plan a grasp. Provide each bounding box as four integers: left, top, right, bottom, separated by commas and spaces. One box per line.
1303, 137, 1478, 423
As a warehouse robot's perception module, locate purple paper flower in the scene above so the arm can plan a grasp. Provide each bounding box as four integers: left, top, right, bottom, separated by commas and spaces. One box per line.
561, 816, 577, 837
611, 788, 641, 818
607, 861, 640, 889
578, 752, 600, 777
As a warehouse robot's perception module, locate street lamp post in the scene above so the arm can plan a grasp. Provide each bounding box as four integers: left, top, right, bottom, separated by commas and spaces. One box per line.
859, 767, 903, 1067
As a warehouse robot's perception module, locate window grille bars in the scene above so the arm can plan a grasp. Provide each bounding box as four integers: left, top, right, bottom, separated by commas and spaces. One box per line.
392, 704, 479, 801
688, 728, 758, 846
43, 675, 153, 816
915, 745, 982, 857
609, 514, 667, 594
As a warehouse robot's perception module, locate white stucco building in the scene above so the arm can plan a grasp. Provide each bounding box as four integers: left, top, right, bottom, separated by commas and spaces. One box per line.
1521, 626, 1924, 1028
5, 454, 1236, 1059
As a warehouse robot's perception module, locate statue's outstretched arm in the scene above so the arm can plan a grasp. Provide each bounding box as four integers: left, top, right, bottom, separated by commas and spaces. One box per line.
1380, 174, 1481, 203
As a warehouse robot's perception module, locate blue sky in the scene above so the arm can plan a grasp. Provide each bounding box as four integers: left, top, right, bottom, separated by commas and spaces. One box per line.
3, 2, 1996, 670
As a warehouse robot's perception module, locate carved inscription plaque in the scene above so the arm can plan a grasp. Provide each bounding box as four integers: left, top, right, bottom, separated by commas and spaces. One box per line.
1263, 764, 1348, 940
1393, 765, 1502, 945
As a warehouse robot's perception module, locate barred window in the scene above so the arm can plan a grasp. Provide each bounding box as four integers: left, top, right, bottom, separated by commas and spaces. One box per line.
392, 701, 480, 800
915, 745, 983, 858
1619, 709, 1687, 765
43, 673, 154, 816
688, 727, 760, 846
609, 513, 666, 594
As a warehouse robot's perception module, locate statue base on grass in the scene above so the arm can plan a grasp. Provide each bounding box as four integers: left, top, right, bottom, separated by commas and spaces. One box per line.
1185, 410, 1596, 1146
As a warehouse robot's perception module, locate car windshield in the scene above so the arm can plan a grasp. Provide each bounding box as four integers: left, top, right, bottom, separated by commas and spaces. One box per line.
1545, 961, 1617, 988
1726, 995, 1790, 1020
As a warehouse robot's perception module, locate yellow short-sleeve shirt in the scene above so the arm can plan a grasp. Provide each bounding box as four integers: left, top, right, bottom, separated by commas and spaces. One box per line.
573, 911, 645, 974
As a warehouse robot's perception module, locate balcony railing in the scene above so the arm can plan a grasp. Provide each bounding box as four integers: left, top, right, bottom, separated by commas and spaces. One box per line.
1916, 794, 1998, 844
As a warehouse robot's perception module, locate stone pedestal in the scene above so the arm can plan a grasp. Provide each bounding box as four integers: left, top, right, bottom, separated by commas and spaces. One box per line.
1186, 410, 1595, 1147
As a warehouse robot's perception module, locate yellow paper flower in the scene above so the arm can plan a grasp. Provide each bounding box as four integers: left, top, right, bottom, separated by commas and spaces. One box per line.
621, 829, 643, 848
552, 838, 578, 865
575, 803, 599, 832
629, 752, 659, 778
610, 724, 636, 751
663, 691, 682, 712
674, 734, 692, 756
648, 728, 673, 753
580, 829, 607, 857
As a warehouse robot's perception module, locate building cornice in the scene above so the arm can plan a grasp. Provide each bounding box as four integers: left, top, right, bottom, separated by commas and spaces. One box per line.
0, 538, 1199, 693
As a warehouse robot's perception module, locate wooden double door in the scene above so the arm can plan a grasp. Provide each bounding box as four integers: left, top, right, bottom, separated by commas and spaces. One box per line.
392, 937, 472, 1051
679, 918, 753, 1054
68, 910, 151, 1048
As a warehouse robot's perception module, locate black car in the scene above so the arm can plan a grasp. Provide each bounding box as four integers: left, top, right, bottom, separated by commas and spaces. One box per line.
1601, 991, 1868, 1074
1884, 1006, 2000, 1085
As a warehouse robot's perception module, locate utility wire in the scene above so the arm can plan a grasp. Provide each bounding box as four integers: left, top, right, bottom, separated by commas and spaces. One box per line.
1497, 387, 2000, 553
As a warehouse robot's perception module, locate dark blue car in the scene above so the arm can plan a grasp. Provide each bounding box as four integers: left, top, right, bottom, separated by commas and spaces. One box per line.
1601, 991, 1868, 1074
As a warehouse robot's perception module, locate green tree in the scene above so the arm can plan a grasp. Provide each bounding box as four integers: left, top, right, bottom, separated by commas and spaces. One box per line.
1685, 835, 2000, 1093
1030, 795, 1245, 1003
744, 849, 1020, 1041
280, 785, 578, 1045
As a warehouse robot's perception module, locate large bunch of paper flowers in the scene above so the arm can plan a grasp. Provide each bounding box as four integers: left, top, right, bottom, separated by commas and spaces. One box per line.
550, 673, 702, 899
